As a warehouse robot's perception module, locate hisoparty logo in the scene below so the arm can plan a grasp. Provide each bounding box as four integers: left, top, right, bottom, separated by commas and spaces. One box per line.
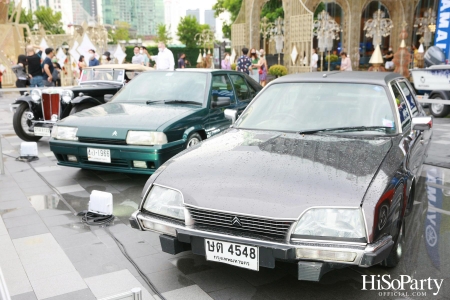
362, 275, 444, 296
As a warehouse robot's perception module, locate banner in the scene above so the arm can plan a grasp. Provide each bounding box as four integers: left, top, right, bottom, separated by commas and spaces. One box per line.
435, 0, 450, 61
425, 167, 443, 270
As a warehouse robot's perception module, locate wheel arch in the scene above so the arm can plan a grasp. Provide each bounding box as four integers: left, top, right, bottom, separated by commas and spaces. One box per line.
182, 125, 207, 141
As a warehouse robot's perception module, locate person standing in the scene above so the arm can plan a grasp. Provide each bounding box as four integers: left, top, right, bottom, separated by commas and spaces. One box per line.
236, 47, 252, 75
11, 55, 29, 95
249, 48, 260, 82
88, 49, 99, 66
0, 67, 4, 97
140, 47, 150, 67
52, 62, 62, 86
78, 55, 86, 72
256, 49, 268, 87
340, 52, 352, 71
221, 52, 231, 70
42, 48, 55, 87
131, 46, 144, 65
26, 45, 44, 87
150, 42, 175, 71
178, 53, 186, 69
101, 51, 114, 64
311, 48, 318, 72
384, 47, 394, 70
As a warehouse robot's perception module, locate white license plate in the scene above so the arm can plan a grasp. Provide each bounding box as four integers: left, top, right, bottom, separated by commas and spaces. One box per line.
34, 127, 50, 137
205, 239, 259, 271
87, 148, 111, 163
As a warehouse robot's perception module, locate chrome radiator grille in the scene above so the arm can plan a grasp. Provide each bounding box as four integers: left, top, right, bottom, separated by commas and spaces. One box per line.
186, 206, 295, 238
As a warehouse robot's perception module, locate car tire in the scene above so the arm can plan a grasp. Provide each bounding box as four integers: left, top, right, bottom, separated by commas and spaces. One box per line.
430, 92, 450, 118
186, 132, 202, 149
13, 103, 42, 142
70, 102, 96, 115
381, 219, 405, 268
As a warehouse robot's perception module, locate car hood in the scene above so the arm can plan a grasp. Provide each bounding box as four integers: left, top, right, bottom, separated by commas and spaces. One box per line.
153, 129, 393, 219
58, 102, 199, 134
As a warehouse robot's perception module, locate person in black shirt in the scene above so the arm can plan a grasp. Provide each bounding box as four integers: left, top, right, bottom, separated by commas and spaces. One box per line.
178, 53, 186, 69
384, 47, 394, 70
26, 45, 44, 87
42, 48, 55, 87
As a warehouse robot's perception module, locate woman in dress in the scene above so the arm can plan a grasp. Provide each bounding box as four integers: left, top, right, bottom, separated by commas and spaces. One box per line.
221, 52, 231, 70
249, 48, 260, 83
256, 49, 268, 86
340, 52, 352, 71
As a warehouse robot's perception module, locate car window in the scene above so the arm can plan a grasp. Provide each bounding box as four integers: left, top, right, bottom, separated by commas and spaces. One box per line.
211, 75, 235, 104
230, 74, 252, 101
398, 81, 419, 117
391, 83, 412, 130
235, 82, 396, 134
112, 72, 208, 104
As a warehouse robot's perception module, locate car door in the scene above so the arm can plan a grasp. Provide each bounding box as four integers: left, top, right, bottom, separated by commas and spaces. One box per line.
229, 74, 258, 116
398, 80, 430, 170
205, 73, 237, 138
391, 81, 421, 177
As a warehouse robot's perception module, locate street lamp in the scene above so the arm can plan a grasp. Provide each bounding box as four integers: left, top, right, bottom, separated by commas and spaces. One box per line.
270, 17, 284, 65
313, 11, 341, 71
414, 8, 436, 48
363, 9, 394, 48
260, 17, 274, 54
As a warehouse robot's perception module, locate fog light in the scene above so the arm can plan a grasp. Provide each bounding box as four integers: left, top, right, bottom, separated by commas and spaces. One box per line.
67, 155, 77, 162
51, 114, 58, 122
296, 248, 357, 262
142, 220, 176, 236
133, 161, 147, 168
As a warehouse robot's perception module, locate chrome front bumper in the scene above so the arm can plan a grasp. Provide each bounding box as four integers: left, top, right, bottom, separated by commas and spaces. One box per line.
131, 211, 394, 268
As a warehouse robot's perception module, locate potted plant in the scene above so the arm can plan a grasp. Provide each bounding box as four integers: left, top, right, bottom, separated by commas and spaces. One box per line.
268, 64, 288, 77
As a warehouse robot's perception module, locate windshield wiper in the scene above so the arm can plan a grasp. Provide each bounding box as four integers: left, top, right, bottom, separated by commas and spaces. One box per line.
298, 126, 393, 134
146, 100, 165, 104
164, 100, 202, 105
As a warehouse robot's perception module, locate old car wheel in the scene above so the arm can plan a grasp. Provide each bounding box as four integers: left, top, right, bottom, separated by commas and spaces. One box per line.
381, 220, 405, 268
430, 93, 450, 118
186, 133, 202, 149
69, 102, 97, 115
13, 103, 42, 142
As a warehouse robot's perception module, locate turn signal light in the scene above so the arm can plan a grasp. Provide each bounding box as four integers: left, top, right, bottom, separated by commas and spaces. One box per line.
296, 248, 357, 262
67, 155, 77, 162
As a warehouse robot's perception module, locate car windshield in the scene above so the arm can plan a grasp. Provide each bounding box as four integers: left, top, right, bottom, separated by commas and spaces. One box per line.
235, 82, 396, 134
112, 72, 208, 104
79, 69, 125, 83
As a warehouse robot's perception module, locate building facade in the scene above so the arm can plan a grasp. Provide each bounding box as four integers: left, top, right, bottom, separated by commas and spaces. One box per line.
164, 0, 181, 43
204, 9, 215, 32
186, 8, 200, 21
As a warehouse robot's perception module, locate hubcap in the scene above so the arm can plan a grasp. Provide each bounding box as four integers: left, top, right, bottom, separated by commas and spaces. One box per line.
187, 137, 200, 148
396, 225, 403, 258
21, 108, 34, 136
431, 97, 444, 114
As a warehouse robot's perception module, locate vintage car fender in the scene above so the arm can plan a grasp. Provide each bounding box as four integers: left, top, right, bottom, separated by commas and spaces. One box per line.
182, 125, 207, 141
13, 95, 43, 117
71, 95, 103, 106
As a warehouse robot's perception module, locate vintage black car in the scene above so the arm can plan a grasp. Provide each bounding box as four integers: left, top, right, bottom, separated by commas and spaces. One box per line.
11, 64, 152, 141
130, 72, 433, 281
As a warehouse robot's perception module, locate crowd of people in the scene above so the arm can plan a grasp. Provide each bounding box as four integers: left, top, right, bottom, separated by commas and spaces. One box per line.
234, 47, 268, 86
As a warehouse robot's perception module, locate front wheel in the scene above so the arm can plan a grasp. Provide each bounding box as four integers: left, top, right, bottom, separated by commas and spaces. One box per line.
13, 103, 42, 142
381, 220, 405, 268
430, 92, 450, 117
186, 132, 202, 149
69, 102, 97, 115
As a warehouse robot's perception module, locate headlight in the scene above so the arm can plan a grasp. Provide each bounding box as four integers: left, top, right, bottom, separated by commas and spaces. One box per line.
61, 90, 74, 104
293, 208, 366, 240
126, 131, 168, 146
143, 185, 185, 221
31, 89, 41, 102
51, 126, 78, 141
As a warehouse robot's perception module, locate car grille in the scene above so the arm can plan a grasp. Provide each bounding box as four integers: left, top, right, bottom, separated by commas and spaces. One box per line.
80, 156, 129, 167
41, 93, 60, 120
78, 137, 127, 145
186, 206, 295, 238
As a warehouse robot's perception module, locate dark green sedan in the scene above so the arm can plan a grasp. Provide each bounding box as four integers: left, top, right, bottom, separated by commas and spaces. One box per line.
49, 69, 262, 174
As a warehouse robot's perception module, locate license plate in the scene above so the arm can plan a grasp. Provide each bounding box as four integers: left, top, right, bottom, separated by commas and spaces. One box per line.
87, 148, 111, 163
205, 239, 259, 271
34, 127, 51, 137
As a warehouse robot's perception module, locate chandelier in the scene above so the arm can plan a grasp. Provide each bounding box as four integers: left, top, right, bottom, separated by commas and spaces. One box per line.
313, 11, 341, 52
414, 8, 436, 47
363, 9, 394, 47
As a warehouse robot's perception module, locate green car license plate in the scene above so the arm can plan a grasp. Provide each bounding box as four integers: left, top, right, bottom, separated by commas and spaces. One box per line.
87, 148, 111, 163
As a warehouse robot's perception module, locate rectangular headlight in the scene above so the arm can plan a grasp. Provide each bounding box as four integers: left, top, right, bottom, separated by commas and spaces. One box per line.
126, 131, 168, 146
296, 248, 357, 262
293, 208, 366, 240
143, 185, 185, 221
51, 126, 78, 141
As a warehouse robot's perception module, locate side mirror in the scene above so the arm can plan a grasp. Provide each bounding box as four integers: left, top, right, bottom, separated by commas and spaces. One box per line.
412, 116, 432, 131
104, 94, 114, 102
224, 109, 238, 124
211, 97, 231, 108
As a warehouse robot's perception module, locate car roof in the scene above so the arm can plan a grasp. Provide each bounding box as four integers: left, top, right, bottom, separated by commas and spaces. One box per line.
88, 64, 153, 71
275, 71, 403, 86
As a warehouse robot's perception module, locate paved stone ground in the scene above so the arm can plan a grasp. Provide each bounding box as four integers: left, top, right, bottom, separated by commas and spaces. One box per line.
1, 92, 449, 300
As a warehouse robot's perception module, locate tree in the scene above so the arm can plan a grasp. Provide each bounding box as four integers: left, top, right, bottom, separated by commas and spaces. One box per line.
34, 6, 64, 34
110, 21, 130, 43
213, 0, 242, 39
156, 23, 172, 44
177, 16, 207, 48
261, 0, 284, 22
7, 1, 35, 30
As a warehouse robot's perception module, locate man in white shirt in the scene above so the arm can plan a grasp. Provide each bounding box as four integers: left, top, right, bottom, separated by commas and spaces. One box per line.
311, 48, 318, 72
150, 42, 175, 71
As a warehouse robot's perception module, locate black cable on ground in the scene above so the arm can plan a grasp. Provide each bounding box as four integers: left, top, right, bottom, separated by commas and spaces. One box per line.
20, 160, 167, 300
